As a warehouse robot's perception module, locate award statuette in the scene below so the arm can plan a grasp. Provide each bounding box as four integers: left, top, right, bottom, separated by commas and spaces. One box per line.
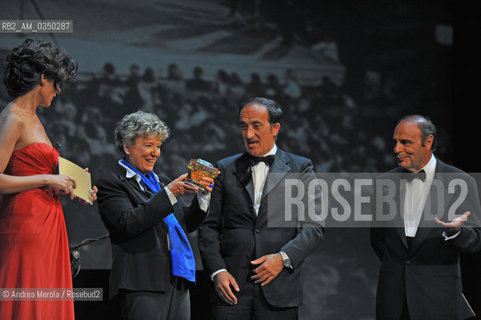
186, 158, 219, 191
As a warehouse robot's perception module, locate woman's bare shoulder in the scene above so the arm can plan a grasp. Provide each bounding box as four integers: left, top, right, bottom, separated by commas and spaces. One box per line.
0, 104, 27, 148
0, 104, 26, 131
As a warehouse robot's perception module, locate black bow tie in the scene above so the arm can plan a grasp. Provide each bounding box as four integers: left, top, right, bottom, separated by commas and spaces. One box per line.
403, 169, 426, 182
246, 154, 275, 166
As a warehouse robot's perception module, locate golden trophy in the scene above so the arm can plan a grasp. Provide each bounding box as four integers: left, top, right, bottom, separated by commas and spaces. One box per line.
186, 158, 219, 191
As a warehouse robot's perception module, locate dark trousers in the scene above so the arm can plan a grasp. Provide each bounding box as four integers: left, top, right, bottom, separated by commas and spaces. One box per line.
400, 300, 411, 320
212, 272, 297, 320
118, 277, 190, 320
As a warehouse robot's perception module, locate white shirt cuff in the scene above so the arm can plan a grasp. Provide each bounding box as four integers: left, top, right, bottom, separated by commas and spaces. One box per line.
442, 230, 461, 241
164, 186, 178, 206
197, 192, 211, 212
210, 269, 226, 281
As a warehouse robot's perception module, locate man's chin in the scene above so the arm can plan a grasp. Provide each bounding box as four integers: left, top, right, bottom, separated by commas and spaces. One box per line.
397, 162, 413, 171
246, 150, 262, 157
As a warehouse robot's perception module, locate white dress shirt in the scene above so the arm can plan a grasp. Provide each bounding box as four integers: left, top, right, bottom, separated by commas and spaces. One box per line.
210, 145, 286, 280
251, 145, 277, 215
250, 145, 292, 269
403, 155, 436, 237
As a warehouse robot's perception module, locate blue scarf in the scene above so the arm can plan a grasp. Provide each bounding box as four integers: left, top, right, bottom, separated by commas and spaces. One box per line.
120, 158, 196, 283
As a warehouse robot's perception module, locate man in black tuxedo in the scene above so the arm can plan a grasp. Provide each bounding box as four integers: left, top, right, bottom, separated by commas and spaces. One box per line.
198, 97, 324, 319
371, 115, 481, 320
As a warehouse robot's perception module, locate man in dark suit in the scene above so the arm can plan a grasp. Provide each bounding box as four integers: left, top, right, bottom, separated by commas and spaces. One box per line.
198, 97, 324, 319
371, 115, 481, 320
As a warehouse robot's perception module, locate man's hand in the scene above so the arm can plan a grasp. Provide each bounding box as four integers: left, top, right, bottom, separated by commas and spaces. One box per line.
250, 253, 283, 286
198, 171, 220, 193
213, 270, 239, 305
435, 211, 470, 235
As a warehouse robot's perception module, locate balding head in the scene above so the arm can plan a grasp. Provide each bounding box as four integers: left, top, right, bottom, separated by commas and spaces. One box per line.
396, 115, 436, 151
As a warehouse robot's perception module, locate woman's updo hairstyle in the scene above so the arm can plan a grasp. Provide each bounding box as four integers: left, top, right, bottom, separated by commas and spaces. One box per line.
3, 38, 78, 98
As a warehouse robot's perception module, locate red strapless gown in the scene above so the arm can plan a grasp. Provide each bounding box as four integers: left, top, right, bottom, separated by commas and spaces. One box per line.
0, 143, 74, 320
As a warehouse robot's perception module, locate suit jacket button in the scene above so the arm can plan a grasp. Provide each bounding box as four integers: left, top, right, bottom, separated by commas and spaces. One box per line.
406, 260, 411, 265
255, 229, 260, 233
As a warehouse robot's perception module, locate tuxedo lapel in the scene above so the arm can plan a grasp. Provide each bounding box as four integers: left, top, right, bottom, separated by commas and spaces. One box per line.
410, 160, 450, 253
410, 175, 440, 250
233, 150, 291, 221
262, 150, 291, 199
392, 165, 434, 251
396, 228, 408, 248
254, 150, 291, 226
387, 168, 409, 248
233, 151, 291, 217
389, 165, 441, 250
395, 181, 407, 248
234, 154, 254, 204
245, 180, 254, 205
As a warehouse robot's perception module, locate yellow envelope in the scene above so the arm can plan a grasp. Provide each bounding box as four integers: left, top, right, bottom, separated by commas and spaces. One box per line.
58, 157, 93, 205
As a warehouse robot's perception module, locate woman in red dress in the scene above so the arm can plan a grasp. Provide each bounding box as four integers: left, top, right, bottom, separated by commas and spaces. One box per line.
0, 38, 96, 319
